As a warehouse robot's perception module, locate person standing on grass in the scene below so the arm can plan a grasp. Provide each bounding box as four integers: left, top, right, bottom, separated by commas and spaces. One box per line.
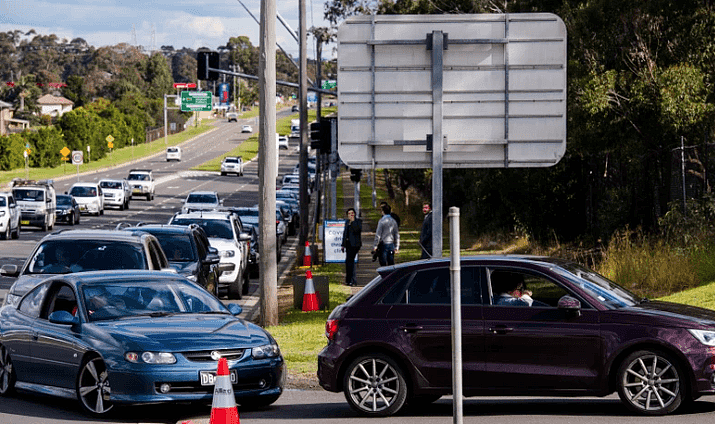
380, 201, 401, 228
341, 208, 362, 286
419, 202, 433, 259
373, 203, 399, 266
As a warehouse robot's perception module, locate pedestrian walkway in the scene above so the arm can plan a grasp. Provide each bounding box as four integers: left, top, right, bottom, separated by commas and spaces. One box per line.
340, 174, 381, 289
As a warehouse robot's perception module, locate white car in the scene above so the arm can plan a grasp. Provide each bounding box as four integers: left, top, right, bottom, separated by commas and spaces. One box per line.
277, 135, 289, 150
68, 182, 104, 216
99, 179, 131, 210
127, 169, 155, 200
166, 146, 182, 161
181, 191, 223, 214
241, 125, 253, 133
169, 211, 251, 299
0, 191, 21, 240
220, 156, 243, 176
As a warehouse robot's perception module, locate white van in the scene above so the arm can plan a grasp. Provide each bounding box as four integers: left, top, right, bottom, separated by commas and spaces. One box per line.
11, 179, 56, 231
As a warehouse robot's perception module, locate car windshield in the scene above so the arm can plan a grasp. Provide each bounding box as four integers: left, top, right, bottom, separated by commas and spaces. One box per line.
99, 181, 122, 189
224, 158, 238, 164
27, 240, 146, 274
13, 188, 44, 201
56, 196, 72, 206
187, 194, 218, 204
147, 234, 195, 262
553, 262, 639, 309
69, 186, 97, 197
171, 218, 234, 240
81, 280, 229, 322
0, 197, 6, 207
128, 174, 148, 181
168, 148, 179, 153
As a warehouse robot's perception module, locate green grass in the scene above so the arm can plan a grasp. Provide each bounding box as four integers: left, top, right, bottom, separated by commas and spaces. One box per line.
0, 121, 218, 186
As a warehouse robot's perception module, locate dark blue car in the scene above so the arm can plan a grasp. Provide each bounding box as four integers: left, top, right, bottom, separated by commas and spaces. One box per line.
0, 270, 284, 416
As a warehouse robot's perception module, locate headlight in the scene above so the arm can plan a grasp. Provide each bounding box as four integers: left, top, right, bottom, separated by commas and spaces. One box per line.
125, 352, 177, 364
688, 329, 715, 346
252, 343, 280, 359
220, 250, 235, 258
0, 211, 5, 217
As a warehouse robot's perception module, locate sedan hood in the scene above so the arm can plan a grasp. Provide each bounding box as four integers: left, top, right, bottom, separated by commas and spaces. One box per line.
95, 315, 271, 351
629, 300, 715, 328
11, 274, 55, 296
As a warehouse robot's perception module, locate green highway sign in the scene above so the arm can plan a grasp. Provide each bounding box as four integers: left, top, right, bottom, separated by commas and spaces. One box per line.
180, 91, 213, 112
322, 80, 337, 90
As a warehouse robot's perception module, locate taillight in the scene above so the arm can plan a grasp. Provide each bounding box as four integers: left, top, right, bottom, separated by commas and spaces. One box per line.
325, 319, 339, 341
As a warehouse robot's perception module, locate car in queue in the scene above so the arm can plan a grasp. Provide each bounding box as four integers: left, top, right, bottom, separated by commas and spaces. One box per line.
127, 169, 155, 201
317, 255, 715, 417
54, 194, 80, 225
68, 182, 104, 216
241, 124, 253, 133
0, 270, 285, 416
169, 211, 250, 300
228, 207, 283, 262
181, 191, 223, 214
220, 156, 243, 177
118, 223, 223, 296
166, 146, 182, 161
99, 179, 131, 210
0, 191, 20, 240
0, 229, 171, 307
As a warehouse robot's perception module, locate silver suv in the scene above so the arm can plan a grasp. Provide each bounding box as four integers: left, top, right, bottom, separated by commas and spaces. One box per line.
0, 229, 171, 307
127, 169, 155, 200
220, 156, 243, 176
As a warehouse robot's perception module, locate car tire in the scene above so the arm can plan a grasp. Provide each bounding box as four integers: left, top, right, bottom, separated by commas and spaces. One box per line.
0, 225, 8, 240
228, 277, 242, 300
76, 213, 80, 225
343, 353, 408, 417
100, 208, 104, 216
12, 223, 20, 239
70, 212, 76, 225
0, 343, 17, 395
616, 349, 685, 415
42, 218, 48, 232
119, 202, 124, 211
76, 356, 114, 416
242, 271, 250, 295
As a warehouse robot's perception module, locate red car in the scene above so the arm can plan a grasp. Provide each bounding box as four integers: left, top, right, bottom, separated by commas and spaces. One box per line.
317, 256, 715, 416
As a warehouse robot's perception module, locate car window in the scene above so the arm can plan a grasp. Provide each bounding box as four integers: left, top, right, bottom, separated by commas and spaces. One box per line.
171, 218, 234, 240
70, 186, 97, 197
382, 267, 482, 305
147, 239, 167, 269
42, 283, 78, 319
156, 235, 196, 262
187, 194, 217, 204
13, 188, 44, 201
27, 240, 146, 274
0, 197, 5, 207
18, 282, 48, 318
488, 268, 570, 308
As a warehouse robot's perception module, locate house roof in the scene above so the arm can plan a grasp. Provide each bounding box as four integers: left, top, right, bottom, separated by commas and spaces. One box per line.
36, 94, 74, 106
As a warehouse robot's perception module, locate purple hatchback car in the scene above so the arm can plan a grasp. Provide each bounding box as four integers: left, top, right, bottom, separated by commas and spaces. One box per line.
317, 256, 715, 416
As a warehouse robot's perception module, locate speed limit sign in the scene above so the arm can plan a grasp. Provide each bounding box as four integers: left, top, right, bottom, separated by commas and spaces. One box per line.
71, 150, 83, 165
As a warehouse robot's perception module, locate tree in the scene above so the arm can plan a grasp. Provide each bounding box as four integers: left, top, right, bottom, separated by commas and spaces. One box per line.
145, 52, 174, 99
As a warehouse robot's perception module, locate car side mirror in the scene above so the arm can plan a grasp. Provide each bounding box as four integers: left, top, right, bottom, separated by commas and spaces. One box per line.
557, 295, 581, 317
0, 264, 19, 277
239, 233, 251, 242
226, 303, 242, 316
49, 310, 79, 325
205, 252, 221, 266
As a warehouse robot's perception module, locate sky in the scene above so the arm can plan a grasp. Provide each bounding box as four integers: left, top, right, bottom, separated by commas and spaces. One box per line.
0, 0, 336, 59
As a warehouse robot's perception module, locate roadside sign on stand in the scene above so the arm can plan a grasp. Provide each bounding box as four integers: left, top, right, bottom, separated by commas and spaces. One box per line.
71, 151, 83, 165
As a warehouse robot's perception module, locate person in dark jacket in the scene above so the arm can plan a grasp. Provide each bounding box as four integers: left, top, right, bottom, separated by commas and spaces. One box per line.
419, 202, 433, 259
341, 208, 362, 286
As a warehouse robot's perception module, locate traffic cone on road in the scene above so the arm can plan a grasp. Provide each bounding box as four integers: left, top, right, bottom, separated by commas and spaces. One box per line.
209, 357, 240, 424
302, 241, 312, 267
302, 270, 320, 312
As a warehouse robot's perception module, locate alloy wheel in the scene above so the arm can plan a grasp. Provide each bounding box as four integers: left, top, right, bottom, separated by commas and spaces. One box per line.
344, 355, 407, 416
618, 350, 682, 415
0, 344, 16, 395
77, 357, 113, 415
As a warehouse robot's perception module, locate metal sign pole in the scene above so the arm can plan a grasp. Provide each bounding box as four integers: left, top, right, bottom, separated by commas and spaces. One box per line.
449, 207, 463, 424
431, 31, 445, 258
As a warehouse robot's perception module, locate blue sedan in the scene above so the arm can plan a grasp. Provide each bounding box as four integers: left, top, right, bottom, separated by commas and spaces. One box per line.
0, 270, 285, 416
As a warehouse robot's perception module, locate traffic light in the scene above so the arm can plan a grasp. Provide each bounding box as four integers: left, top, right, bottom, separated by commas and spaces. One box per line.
196, 51, 219, 81
310, 121, 321, 150
350, 169, 362, 182
319, 117, 335, 152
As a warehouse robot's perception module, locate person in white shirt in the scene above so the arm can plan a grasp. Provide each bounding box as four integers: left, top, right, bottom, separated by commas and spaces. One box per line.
372, 203, 399, 266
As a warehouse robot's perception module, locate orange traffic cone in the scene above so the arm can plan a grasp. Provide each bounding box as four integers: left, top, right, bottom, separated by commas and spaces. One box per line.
209, 357, 240, 424
302, 270, 320, 312
303, 241, 312, 266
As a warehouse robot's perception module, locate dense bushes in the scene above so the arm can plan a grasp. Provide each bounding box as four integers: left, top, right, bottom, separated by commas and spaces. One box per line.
0, 99, 145, 170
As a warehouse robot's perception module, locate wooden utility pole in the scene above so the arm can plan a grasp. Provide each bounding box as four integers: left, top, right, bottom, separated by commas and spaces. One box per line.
259, 0, 278, 326
298, 0, 309, 247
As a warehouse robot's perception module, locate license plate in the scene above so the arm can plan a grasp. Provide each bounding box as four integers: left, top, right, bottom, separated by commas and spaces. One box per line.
79, 205, 87, 211
200, 369, 238, 386
133, 188, 141, 193
21, 220, 29, 225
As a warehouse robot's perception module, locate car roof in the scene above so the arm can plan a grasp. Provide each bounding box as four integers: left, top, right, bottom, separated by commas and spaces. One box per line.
187, 191, 218, 196
71, 182, 99, 187
40, 229, 151, 242
129, 169, 152, 173
172, 211, 233, 220
376, 254, 572, 276
47, 269, 187, 286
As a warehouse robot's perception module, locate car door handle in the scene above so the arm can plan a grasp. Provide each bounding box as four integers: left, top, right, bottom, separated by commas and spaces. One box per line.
489, 325, 514, 334
399, 325, 424, 333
